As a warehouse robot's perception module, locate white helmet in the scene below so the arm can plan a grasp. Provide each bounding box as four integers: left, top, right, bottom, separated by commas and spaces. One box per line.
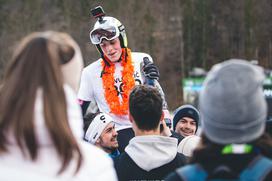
90, 16, 127, 47
90, 6, 128, 55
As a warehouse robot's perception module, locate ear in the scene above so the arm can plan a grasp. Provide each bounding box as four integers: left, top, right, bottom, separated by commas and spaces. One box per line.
95, 138, 101, 145
128, 111, 134, 124
160, 110, 165, 124
129, 111, 137, 135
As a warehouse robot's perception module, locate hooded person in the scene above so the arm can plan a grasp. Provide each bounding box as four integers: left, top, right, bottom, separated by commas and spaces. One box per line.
114, 85, 186, 181
173, 105, 200, 137
77, 6, 168, 153
165, 59, 272, 181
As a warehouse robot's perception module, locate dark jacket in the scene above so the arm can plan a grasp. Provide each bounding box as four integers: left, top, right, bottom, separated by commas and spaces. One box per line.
114, 135, 186, 181
170, 130, 184, 145
165, 153, 272, 181
114, 152, 186, 181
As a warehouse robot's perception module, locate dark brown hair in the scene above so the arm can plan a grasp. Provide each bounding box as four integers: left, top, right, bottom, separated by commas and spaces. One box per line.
0, 31, 82, 174
129, 85, 163, 130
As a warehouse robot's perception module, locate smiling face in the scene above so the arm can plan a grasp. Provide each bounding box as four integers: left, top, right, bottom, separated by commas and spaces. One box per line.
96, 122, 119, 153
100, 38, 122, 63
175, 117, 197, 137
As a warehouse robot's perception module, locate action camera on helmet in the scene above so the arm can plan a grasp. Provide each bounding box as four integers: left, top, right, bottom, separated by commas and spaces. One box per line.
91, 6, 105, 22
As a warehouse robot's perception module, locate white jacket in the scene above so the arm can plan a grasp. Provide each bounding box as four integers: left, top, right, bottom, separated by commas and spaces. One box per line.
0, 85, 117, 181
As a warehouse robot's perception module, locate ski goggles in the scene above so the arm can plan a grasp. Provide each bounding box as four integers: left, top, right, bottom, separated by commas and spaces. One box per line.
90, 26, 120, 45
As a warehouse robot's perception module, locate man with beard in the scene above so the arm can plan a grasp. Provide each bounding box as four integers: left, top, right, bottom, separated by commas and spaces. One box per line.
173, 105, 200, 137
84, 112, 120, 158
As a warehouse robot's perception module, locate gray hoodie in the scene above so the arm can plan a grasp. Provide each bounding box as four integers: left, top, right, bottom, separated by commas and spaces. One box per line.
125, 135, 178, 171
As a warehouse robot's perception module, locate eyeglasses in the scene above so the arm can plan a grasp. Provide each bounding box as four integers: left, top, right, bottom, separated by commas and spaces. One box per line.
90, 26, 119, 45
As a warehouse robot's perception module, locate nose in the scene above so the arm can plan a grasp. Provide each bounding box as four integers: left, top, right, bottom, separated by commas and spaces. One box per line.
105, 44, 114, 53
184, 122, 192, 129
112, 129, 118, 136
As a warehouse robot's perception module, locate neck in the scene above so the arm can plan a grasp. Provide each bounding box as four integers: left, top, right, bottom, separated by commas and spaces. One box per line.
95, 144, 115, 154
102, 148, 112, 154
134, 127, 160, 136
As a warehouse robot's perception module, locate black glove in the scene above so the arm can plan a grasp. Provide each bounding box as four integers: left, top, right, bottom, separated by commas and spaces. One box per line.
142, 57, 160, 80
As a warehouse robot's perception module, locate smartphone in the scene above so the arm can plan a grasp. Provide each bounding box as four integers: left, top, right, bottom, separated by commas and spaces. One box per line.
164, 118, 172, 129
160, 118, 172, 133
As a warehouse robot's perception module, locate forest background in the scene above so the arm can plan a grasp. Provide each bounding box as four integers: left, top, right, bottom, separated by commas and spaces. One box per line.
0, 0, 271, 110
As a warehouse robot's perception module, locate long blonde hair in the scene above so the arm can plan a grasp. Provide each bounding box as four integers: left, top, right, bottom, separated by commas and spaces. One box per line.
0, 31, 83, 174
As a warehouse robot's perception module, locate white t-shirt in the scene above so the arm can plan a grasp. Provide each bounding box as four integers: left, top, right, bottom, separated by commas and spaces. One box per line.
78, 52, 152, 131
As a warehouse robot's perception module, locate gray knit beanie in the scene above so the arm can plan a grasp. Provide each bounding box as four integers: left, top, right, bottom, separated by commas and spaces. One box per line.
199, 59, 267, 144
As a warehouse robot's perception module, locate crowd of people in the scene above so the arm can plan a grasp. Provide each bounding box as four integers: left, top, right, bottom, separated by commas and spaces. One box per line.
0, 5, 271, 181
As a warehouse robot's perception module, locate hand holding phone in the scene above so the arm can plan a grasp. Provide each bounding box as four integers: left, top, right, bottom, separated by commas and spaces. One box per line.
160, 117, 172, 137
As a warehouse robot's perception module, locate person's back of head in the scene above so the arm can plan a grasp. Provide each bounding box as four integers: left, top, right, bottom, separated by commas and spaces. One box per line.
165, 59, 272, 181
196, 59, 272, 177
199, 59, 267, 145
129, 85, 163, 131
178, 135, 201, 157
0, 31, 84, 174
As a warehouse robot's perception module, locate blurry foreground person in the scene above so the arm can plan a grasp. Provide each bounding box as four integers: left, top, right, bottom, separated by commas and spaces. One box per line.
0, 31, 117, 180
165, 59, 272, 180
177, 135, 201, 158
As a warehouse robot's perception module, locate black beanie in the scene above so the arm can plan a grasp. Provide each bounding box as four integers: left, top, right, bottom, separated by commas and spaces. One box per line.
173, 105, 200, 133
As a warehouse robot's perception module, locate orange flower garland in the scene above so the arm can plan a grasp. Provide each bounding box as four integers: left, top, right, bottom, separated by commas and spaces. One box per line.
101, 48, 135, 116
